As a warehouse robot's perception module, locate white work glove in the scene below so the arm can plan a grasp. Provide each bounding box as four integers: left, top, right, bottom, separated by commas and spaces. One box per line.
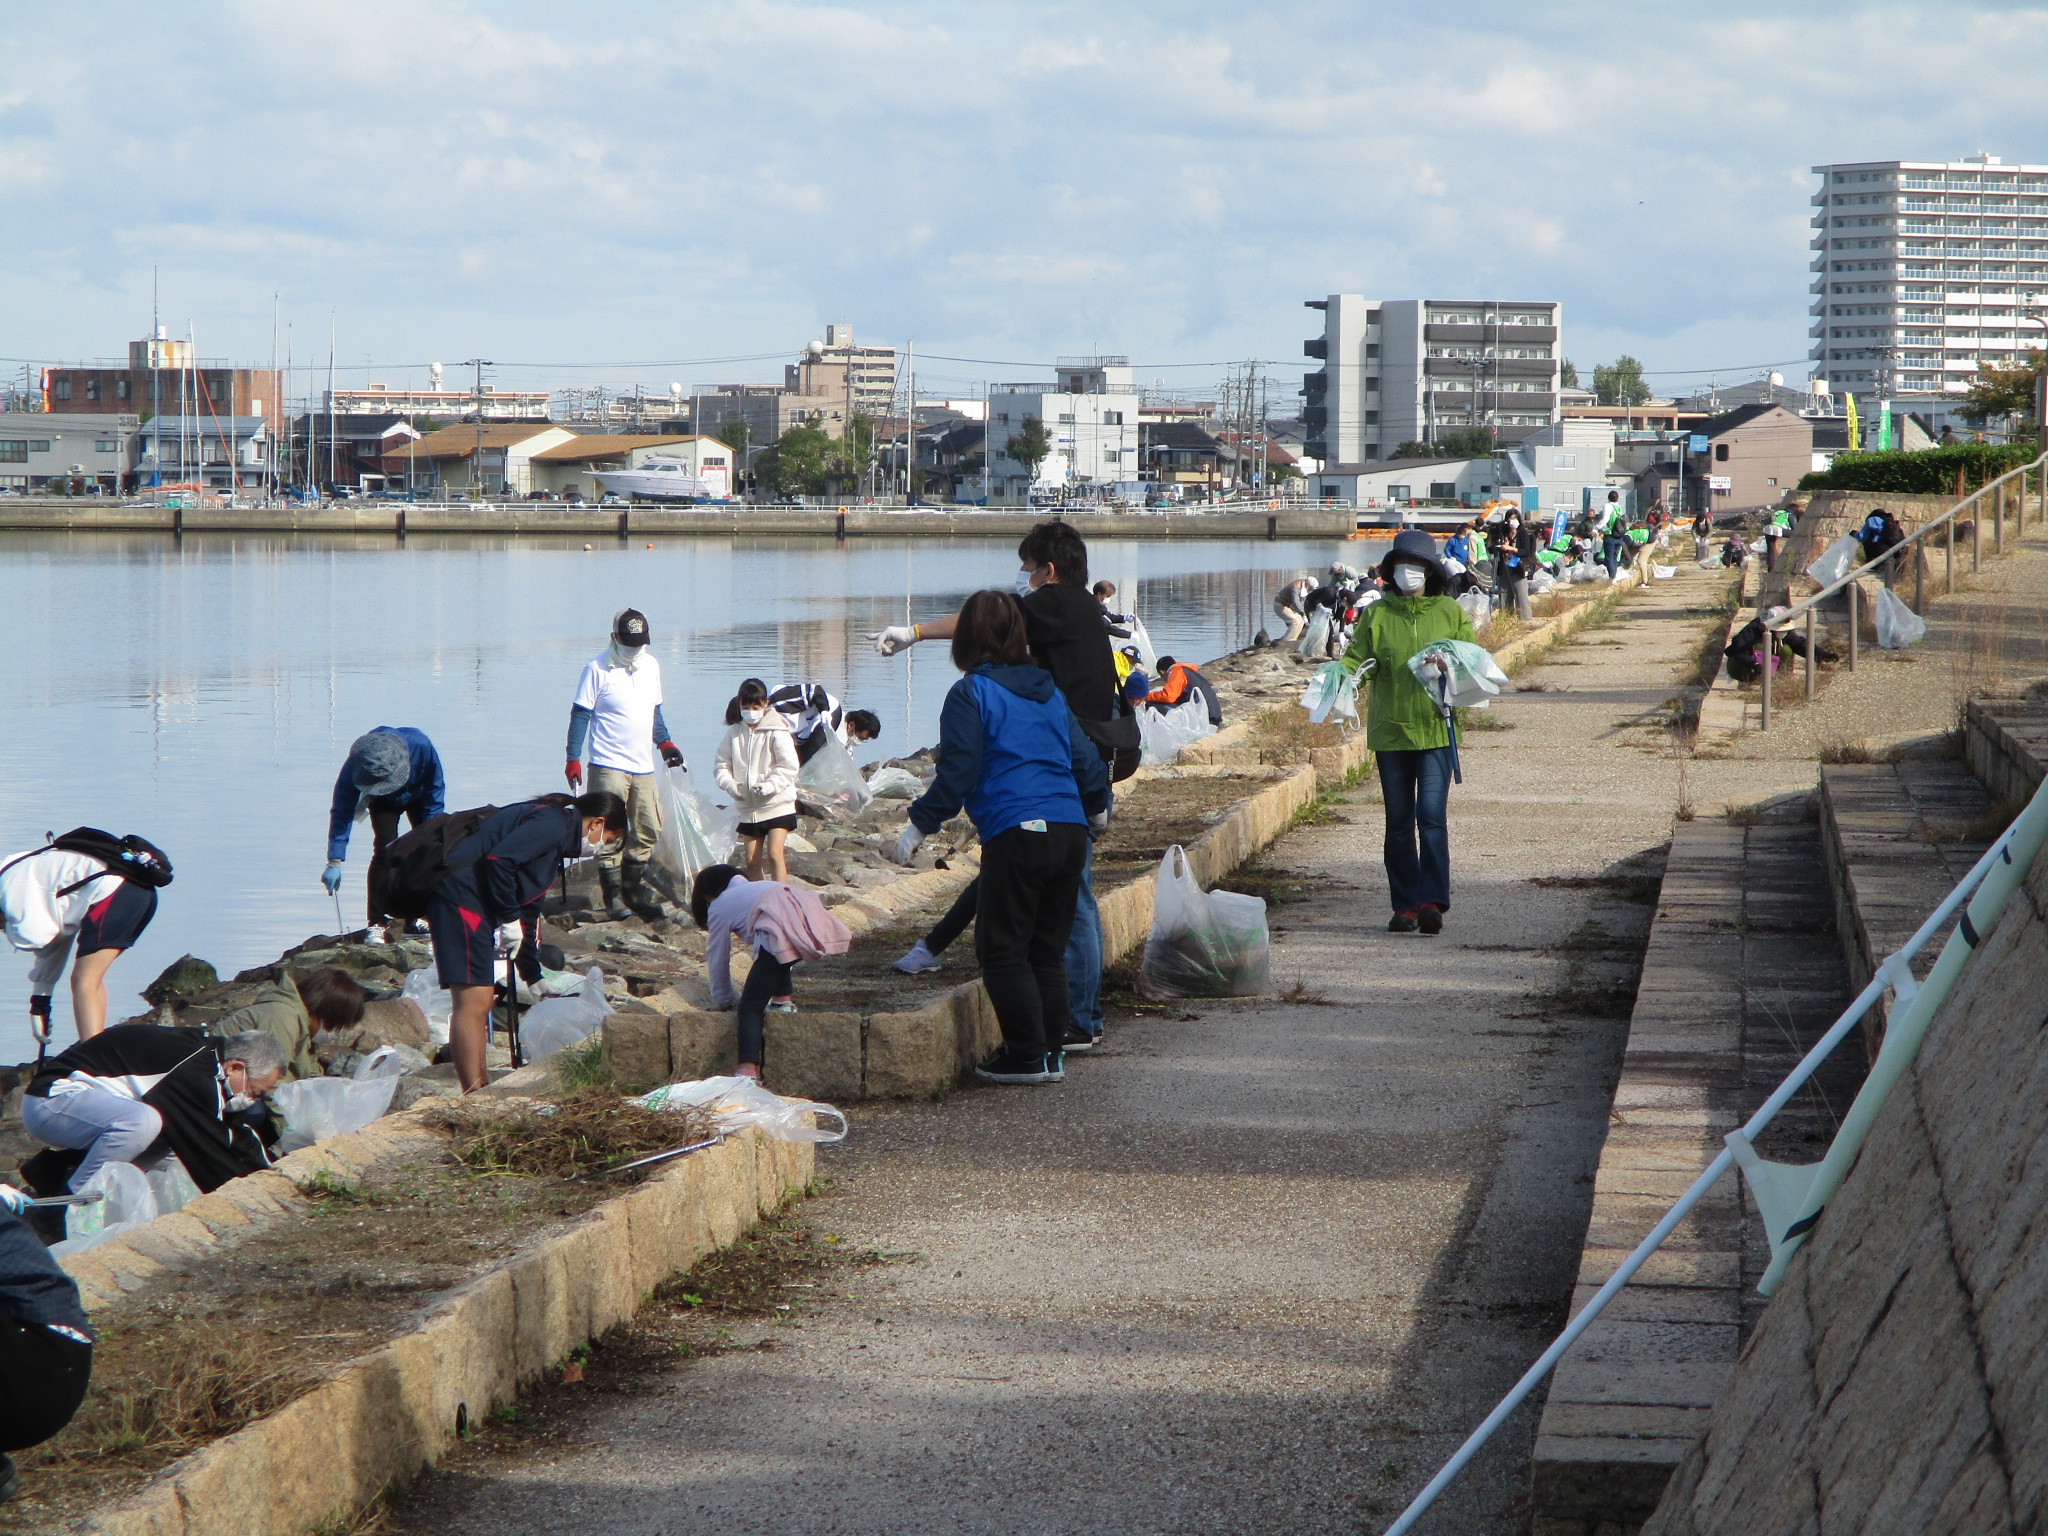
0, 1185, 33, 1214
870, 625, 919, 657
1087, 810, 1109, 840
497, 921, 525, 956
890, 824, 926, 866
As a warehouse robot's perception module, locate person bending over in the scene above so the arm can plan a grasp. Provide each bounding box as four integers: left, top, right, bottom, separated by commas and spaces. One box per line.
691, 863, 851, 1084
1, 830, 170, 1046
323, 726, 445, 928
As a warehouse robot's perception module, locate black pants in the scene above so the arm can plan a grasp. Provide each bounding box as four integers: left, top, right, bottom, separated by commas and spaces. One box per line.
736, 949, 793, 1067
367, 803, 428, 925
974, 824, 1087, 1057
925, 877, 980, 954
0, 1317, 91, 1451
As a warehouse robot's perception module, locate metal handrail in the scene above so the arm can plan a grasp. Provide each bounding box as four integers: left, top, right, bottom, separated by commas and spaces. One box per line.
1766, 448, 2047, 631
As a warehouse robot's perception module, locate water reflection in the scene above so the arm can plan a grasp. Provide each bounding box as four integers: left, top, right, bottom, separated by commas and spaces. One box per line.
0, 532, 1352, 1055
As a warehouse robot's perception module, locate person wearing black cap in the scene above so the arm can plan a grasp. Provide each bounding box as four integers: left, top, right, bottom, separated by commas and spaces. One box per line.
566, 609, 682, 920
323, 727, 446, 927
1336, 530, 1475, 935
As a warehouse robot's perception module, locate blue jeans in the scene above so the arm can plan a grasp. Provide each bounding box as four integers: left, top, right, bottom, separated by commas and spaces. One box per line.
1377, 747, 1454, 913
1602, 534, 1628, 578
1065, 836, 1102, 1036
21, 1085, 164, 1193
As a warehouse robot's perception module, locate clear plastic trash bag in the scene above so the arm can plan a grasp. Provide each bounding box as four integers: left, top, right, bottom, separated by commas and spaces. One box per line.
1874, 586, 1927, 649
865, 765, 926, 799
402, 966, 454, 1045
795, 730, 874, 822
518, 965, 614, 1062
1137, 699, 1217, 766
1806, 532, 1859, 588
272, 1048, 404, 1153
49, 1161, 159, 1257
1139, 845, 1271, 1000
1295, 608, 1332, 657
653, 762, 740, 897
638, 1075, 848, 1143
1128, 615, 1159, 676
1456, 590, 1492, 631
1408, 639, 1510, 710
1300, 660, 1361, 726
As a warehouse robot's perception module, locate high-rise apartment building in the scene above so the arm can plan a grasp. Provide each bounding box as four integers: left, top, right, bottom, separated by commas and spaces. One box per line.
986, 356, 1139, 504
1810, 156, 2048, 396
787, 324, 898, 417
1301, 296, 1561, 465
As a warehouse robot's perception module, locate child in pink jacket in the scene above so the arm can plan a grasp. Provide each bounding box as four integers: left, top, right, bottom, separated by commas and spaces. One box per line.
691, 864, 851, 1081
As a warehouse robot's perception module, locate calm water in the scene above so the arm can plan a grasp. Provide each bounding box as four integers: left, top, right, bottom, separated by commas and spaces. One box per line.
0, 533, 1351, 1057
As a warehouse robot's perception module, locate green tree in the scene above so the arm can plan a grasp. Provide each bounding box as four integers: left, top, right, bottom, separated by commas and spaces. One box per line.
1433, 426, 1497, 458
829, 414, 877, 487
1389, 440, 1435, 460
1559, 359, 1580, 390
1959, 349, 2045, 430
714, 415, 752, 457
1593, 356, 1650, 406
752, 424, 835, 498
1003, 414, 1052, 487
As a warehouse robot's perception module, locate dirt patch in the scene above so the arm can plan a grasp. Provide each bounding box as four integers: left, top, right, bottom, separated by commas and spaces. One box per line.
1091, 771, 1276, 888
1243, 705, 1347, 766
0, 1097, 716, 1531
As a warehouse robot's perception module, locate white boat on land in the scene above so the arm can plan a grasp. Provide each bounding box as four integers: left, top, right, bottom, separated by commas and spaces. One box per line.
591, 457, 716, 501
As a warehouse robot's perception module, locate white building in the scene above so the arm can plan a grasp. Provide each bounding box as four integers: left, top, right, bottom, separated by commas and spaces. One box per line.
0, 412, 138, 493
1302, 297, 1562, 465
529, 434, 735, 500
1810, 155, 2048, 397
325, 385, 553, 420
986, 356, 1140, 505
1499, 417, 1624, 522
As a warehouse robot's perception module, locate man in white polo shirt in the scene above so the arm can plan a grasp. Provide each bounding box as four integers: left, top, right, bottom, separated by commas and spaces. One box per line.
566, 609, 683, 920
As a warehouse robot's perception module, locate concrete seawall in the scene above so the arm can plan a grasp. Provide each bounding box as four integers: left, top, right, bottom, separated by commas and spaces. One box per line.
0, 500, 1357, 541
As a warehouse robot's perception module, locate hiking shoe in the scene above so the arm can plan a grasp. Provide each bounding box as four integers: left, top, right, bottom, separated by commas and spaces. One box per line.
1388, 910, 1419, 933
974, 1049, 1050, 1085
1060, 1026, 1098, 1053
1043, 1050, 1065, 1082
891, 939, 943, 974
1418, 904, 1444, 936
766, 998, 798, 1014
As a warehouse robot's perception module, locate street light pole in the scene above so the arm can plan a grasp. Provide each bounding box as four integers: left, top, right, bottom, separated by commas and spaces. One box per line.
463, 359, 494, 498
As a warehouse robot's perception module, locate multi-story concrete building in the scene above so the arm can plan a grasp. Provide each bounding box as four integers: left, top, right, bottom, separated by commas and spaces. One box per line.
325, 384, 553, 420
986, 356, 1140, 505
35, 334, 280, 426
0, 413, 139, 493
1301, 297, 1561, 464
787, 325, 897, 418
1810, 155, 2048, 397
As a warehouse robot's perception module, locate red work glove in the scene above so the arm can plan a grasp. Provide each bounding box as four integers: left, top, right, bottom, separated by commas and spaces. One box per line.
659, 742, 684, 768
565, 760, 583, 790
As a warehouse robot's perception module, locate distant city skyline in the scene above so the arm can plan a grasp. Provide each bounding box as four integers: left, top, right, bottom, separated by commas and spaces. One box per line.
4, 2, 2047, 406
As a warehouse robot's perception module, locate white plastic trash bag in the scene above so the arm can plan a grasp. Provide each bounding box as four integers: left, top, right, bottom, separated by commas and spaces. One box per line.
1137, 699, 1216, 766
1295, 608, 1332, 657
1806, 532, 1859, 588
518, 965, 614, 1062
1300, 660, 1361, 726
1408, 639, 1510, 710
1652, 564, 1676, 579
1139, 846, 1271, 999
1529, 572, 1557, 595
639, 1075, 848, 1143
795, 729, 874, 822
653, 762, 739, 897
402, 967, 454, 1045
1128, 615, 1159, 676
865, 765, 925, 799
1874, 586, 1928, 649
1456, 590, 1491, 632
272, 1058, 403, 1154
146, 1157, 201, 1218
49, 1161, 160, 1257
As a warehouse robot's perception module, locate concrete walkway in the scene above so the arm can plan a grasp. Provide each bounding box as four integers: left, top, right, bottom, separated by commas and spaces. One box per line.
384, 567, 1776, 1536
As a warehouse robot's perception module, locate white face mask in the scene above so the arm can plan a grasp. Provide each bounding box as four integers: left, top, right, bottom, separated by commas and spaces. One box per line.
226, 1091, 257, 1113
741, 708, 765, 726
1392, 565, 1427, 595
1013, 568, 1036, 597
580, 834, 616, 858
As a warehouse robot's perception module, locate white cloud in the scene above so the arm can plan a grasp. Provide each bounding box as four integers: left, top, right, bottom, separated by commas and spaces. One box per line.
0, 1, 2045, 398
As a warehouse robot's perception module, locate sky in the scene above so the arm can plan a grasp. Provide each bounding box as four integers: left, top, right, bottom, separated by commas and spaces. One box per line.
4, 1, 2047, 407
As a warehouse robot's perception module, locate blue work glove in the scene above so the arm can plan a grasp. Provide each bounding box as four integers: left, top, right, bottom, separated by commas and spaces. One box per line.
322, 862, 344, 895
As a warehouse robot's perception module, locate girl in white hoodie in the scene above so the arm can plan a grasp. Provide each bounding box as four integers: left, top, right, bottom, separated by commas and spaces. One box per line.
714, 678, 801, 884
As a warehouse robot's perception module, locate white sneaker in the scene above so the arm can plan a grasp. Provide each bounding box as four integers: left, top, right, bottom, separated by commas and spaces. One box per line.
892, 939, 942, 974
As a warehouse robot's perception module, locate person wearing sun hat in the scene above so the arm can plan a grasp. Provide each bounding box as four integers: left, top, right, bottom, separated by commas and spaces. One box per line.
323, 727, 446, 928
1336, 529, 1475, 936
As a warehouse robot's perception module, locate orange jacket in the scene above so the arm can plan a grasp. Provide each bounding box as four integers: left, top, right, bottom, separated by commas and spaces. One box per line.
1146, 663, 1195, 707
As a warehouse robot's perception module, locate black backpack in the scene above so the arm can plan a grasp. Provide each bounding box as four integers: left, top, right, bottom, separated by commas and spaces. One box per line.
370, 805, 501, 921
0, 828, 175, 894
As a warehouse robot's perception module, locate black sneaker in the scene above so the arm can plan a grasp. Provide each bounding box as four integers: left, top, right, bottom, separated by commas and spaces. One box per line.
1388, 910, 1419, 933
1061, 1027, 1098, 1053
975, 1049, 1050, 1085
1418, 904, 1444, 936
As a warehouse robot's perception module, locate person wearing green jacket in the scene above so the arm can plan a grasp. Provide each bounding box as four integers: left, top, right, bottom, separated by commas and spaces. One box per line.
1338, 529, 1476, 935
205, 966, 366, 1081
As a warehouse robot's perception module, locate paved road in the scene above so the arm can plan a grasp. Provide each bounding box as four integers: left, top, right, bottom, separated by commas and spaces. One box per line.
391, 568, 1734, 1535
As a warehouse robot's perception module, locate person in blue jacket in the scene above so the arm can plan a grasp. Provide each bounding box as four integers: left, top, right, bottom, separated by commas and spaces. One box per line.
426, 791, 627, 1091
324, 727, 446, 928
0, 1201, 93, 1502
890, 590, 1110, 1085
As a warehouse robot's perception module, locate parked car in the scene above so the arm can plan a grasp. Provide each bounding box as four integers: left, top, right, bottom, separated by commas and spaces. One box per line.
598, 493, 625, 507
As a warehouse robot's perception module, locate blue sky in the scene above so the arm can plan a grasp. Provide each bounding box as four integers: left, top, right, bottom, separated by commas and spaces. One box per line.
4, 1, 2046, 406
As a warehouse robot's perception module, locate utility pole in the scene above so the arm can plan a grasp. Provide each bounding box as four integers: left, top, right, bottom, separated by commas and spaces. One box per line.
464, 359, 493, 498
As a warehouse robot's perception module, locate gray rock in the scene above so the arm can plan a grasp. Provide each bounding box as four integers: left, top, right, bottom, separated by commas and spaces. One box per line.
144, 954, 219, 1005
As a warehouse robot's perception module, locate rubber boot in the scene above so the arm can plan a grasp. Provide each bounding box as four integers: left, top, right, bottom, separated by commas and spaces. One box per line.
598, 863, 632, 922
622, 860, 665, 921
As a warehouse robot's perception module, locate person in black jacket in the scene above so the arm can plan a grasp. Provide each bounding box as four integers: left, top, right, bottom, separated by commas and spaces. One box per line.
19, 1025, 285, 1196
429, 792, 626, 1091
1855, 508, 1907, 586
0, 1203, 93, 1500
1492, 509, 1539, 621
